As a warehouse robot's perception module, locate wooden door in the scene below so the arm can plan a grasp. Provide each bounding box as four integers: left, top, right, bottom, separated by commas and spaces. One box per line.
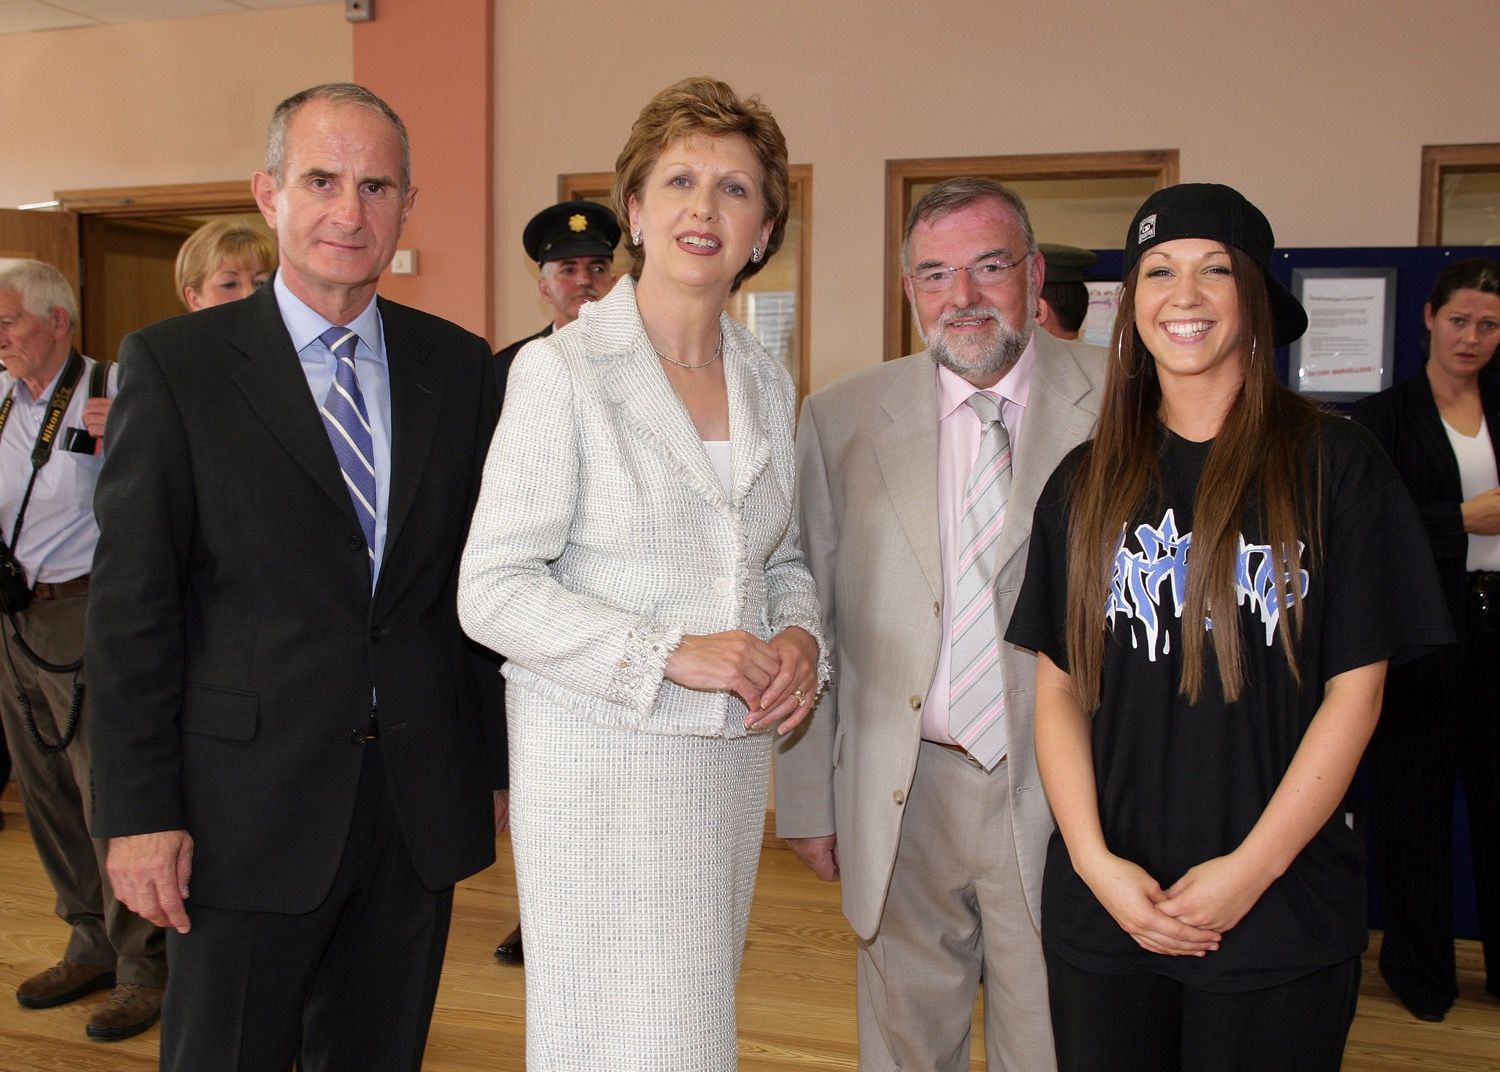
55, 181, 258, 359
0, 209, 83, 354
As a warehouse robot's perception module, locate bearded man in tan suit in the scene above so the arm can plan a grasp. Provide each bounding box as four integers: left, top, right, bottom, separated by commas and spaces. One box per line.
776, 177, 1106, 1071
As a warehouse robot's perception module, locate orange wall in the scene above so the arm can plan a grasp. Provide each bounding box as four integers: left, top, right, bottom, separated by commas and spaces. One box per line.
0, 6, 350, 208
354, 0, 493, 340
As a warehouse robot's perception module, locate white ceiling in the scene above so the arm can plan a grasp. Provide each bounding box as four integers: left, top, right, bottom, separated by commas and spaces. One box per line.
0, 0, 330, 35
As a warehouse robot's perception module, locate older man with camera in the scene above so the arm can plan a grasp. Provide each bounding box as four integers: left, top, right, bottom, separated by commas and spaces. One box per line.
0, 259, 164, 1041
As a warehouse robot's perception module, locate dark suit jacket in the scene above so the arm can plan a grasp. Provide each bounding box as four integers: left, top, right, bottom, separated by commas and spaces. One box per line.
493, 323, 552, 393
87, 284, 505, 914
1351, 368, 1500, 668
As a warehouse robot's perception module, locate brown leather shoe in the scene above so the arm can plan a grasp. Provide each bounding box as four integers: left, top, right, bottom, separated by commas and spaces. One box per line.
86, 983, 164, 1041
494, 923, 524, 964
16, 960, 115, 1009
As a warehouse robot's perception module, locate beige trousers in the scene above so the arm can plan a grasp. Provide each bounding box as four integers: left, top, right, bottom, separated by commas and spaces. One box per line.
856, 742, 1055, 1072
0, 593, 165, 986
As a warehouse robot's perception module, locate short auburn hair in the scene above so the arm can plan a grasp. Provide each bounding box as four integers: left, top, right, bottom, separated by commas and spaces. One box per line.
611, 76, 789, 293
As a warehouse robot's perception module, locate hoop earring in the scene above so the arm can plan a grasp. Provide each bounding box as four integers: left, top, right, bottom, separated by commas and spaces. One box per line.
1115, 335, 1140, 380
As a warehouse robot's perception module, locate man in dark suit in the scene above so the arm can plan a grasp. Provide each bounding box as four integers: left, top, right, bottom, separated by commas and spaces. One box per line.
492, 199, 619, 388
86, 82, 506, 1071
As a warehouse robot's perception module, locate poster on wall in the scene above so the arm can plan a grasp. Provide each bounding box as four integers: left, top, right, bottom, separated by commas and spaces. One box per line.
1288, 268, 1396, 400
1080, 281, 1122, 349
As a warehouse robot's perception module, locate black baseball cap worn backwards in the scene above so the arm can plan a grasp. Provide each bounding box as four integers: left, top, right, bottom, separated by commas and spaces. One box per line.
1123, 183, 1308, 347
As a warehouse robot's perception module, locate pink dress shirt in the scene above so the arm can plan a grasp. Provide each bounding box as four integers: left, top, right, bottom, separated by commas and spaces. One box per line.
922, 339, 1037, 747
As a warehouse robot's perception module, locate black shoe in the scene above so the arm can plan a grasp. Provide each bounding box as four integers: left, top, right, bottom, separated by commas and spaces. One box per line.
1398, 994, 1449, 1023
494, 924, 523, 964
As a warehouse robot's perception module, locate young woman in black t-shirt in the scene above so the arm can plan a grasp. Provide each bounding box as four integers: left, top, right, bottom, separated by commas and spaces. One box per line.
1008, 184, 1450, 1071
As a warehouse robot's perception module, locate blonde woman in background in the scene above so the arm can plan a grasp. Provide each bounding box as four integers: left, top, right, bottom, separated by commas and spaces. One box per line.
174, 217, 276, 311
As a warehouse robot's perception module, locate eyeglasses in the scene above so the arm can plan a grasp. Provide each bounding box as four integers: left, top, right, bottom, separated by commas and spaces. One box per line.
908, 254, 1030, 294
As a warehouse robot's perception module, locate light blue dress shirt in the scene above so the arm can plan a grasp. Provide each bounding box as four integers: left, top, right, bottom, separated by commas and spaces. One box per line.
272, 273, 392, 585
0, 355, 115, 584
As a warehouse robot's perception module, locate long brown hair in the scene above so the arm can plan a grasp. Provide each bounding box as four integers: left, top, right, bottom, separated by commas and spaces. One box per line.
1063, 246, 1322, 710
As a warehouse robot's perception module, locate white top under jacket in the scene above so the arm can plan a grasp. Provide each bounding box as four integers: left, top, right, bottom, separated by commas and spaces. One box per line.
458, 276, 828, 738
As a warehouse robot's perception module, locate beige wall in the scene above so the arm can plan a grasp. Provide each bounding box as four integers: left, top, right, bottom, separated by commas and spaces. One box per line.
2, 0, 1492, 375
0, 5, 351, 209
494, 0, 1500, 390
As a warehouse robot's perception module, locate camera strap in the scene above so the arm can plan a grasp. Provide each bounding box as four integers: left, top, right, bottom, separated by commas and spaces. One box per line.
0, 348, 88, 550
0, 350, 89, 751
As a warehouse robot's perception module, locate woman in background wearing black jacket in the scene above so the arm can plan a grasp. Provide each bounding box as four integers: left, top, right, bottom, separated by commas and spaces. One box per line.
1352, 257, 1500, 1022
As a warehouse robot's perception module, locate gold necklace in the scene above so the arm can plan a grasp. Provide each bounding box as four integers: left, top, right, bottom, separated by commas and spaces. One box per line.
652, 332, 724, 369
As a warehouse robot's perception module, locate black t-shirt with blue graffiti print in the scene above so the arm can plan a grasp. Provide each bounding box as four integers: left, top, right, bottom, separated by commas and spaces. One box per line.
1007, 413, 1451, 992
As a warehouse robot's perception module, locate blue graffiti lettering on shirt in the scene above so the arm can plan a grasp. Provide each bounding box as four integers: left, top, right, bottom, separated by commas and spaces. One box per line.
1106, 508, 1309, 660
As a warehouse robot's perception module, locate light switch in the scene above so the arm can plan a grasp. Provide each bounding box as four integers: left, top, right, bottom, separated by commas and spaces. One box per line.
391, 249, 417, 275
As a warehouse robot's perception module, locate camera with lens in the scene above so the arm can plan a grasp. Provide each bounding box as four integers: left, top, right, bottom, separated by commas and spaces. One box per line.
0, 539, 33, 614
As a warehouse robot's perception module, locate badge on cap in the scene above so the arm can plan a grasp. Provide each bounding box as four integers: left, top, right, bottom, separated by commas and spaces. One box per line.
568, 214, 588, 233
1138, 214, 1157, 244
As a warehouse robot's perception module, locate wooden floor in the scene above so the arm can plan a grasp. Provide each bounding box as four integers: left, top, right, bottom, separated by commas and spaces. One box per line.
1, 794, 1496, 1070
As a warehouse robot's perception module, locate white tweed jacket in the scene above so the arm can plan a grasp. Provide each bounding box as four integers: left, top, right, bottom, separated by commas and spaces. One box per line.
458, 278, 827, 738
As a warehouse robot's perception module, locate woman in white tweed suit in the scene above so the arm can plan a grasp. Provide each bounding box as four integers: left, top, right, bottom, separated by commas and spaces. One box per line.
458, 77, 826, 1071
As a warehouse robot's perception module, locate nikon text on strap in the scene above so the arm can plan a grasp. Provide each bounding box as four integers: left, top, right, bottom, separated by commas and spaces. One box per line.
0, 349, 90, 752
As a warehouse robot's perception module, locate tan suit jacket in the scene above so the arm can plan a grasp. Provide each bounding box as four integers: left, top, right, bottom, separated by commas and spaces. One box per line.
775, 332, 1105, 940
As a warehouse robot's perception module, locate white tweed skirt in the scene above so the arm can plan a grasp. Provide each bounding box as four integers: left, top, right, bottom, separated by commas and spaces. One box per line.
508, 685, 772, 1071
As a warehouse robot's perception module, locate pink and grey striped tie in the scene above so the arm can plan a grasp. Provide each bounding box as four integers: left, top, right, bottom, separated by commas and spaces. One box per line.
319, 326, 377, 571
949, 390, 1011, 770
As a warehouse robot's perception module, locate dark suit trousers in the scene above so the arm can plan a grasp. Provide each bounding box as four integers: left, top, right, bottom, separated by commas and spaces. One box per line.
161, 740, 454, 1072
1370, 624, 1500, 1010
0, 594, 165, 985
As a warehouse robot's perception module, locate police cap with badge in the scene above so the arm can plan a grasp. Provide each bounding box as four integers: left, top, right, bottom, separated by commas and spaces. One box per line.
522, 200, 622, 265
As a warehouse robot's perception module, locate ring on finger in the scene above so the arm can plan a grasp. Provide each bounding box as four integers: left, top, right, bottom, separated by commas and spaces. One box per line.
793, 687, 806, 704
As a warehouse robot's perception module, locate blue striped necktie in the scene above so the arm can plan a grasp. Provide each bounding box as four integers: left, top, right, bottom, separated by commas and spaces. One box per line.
948, 390, 1011, 770
319, 326, 377, 570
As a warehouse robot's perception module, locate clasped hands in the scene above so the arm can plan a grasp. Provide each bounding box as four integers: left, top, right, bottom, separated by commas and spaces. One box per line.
663, 625, 819, 735
1077, 846, 1276, 958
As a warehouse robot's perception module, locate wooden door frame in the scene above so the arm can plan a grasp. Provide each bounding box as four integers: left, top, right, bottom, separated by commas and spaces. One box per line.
1418, 143, 1500, 245
55, 181, 260, 354
54, 180, 257, 219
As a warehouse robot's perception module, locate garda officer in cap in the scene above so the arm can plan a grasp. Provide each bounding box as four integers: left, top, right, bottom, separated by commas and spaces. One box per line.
493, 200, 621, 388
489, 199, 618, 966
1035, 243, 1098, 342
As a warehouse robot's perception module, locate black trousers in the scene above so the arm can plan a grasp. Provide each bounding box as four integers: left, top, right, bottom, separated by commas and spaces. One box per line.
1369, 622, 1500, 1011
161, 742, 454, 1072
1046, 949, 1360, 1072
